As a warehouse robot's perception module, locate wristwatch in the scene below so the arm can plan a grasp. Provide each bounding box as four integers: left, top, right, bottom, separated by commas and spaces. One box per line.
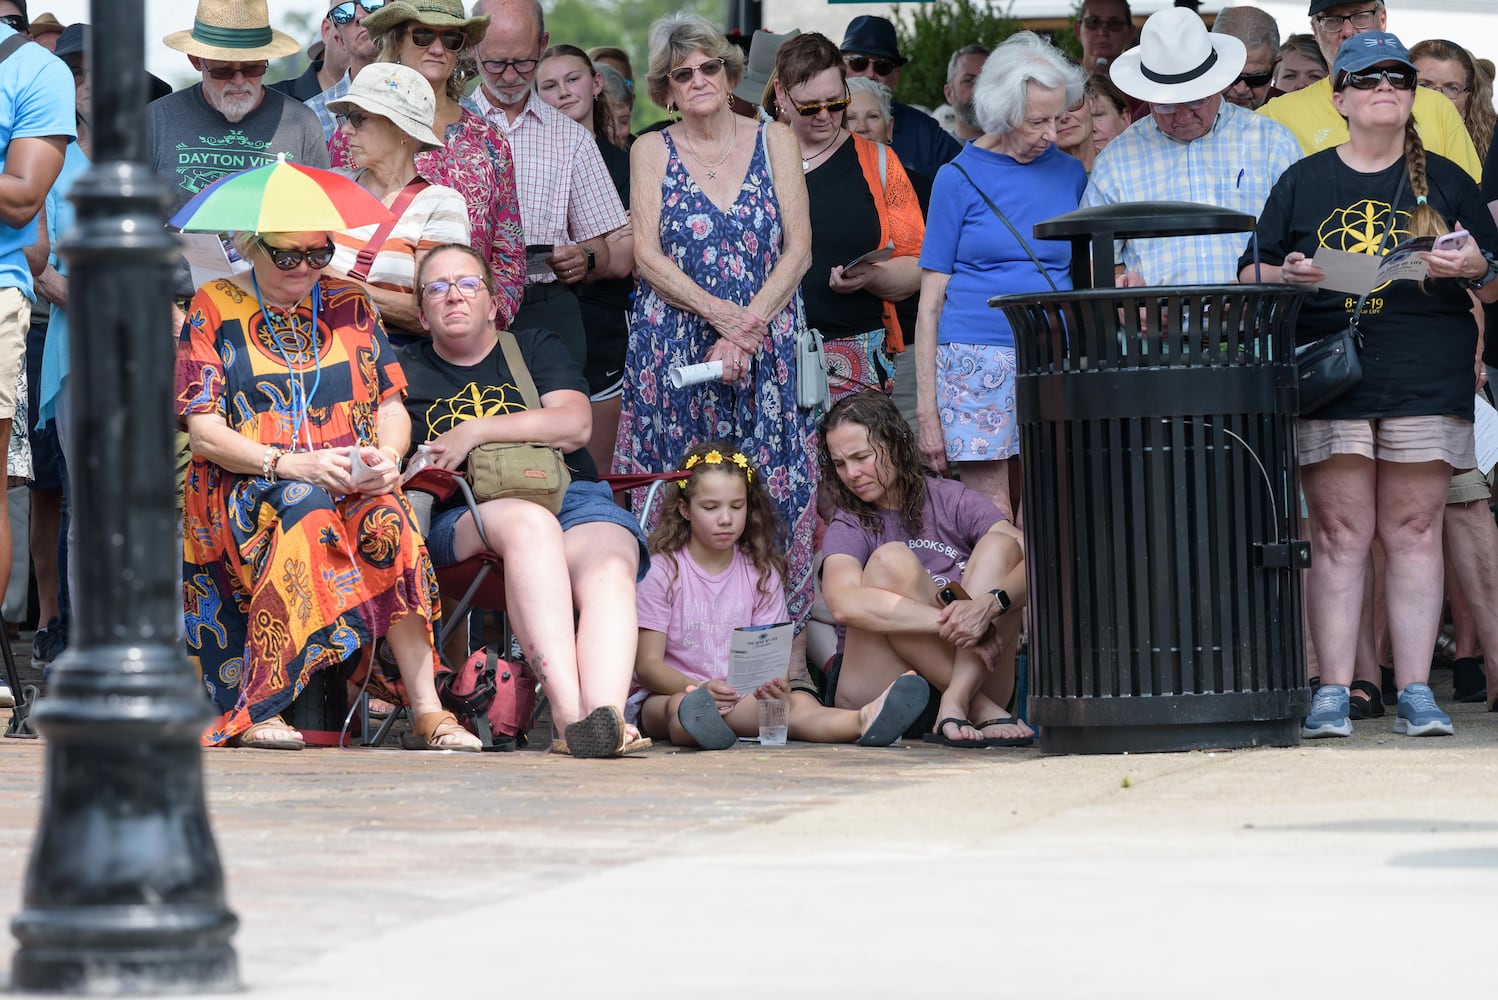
583, 246, 597, 274
1468, 251, 1498, 291
988, 588, 1011, 615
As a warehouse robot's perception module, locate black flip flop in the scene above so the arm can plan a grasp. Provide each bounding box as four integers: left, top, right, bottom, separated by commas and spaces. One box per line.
677, 687, 737, 750
1348, 679, 1384, 720
857, 674, 930, 746
972, 716, 1035, 748
922, 716, 987, 748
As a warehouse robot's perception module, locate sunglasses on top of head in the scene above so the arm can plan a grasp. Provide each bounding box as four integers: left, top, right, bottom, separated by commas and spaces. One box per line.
202, 62, 270, 81
0, 13, 26, 34
843, 54, 896, 77
408, 26, 467, 52
1339, 68, 1417, 91
328, 0, 386, 25
259, 239, 336, 271
667, 57, 725, 86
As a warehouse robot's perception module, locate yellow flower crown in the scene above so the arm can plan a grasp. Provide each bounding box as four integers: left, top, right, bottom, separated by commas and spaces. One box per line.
679, 449, 754, 487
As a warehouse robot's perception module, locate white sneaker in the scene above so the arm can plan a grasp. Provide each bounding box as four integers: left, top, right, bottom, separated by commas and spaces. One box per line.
0, 682, 14, 708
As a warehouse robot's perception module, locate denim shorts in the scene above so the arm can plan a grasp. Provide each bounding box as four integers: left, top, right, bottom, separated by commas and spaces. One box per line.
425, 478, 649, 580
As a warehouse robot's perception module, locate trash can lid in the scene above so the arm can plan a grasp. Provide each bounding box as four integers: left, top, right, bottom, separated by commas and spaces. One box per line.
1035, 202, 1255, 242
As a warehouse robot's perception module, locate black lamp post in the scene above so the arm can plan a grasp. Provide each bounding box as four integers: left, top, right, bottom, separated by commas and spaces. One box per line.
9, 1, 239, 991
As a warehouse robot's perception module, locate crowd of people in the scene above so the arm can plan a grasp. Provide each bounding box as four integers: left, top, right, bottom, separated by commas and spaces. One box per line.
2, 0, 1496, 754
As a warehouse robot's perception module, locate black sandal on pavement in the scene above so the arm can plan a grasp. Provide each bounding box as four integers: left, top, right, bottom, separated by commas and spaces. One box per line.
1348, 679, 1384, 720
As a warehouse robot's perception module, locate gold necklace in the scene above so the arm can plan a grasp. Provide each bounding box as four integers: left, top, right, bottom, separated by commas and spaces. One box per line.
681, 117, 737, 179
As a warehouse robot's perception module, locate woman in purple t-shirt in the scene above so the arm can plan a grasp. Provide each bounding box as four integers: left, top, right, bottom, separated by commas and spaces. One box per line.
819, 392, 1033, 748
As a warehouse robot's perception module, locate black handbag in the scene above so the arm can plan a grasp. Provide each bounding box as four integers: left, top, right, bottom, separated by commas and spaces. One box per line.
1293, 171, 1406, 414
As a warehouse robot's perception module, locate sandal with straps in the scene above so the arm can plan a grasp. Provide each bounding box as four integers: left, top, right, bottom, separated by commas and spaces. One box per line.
229, 715, 305, 751
400, 710, 481, 752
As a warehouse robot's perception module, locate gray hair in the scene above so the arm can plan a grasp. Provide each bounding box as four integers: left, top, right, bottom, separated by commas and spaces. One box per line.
597, 62, 632, 108
472, 0, 544, 43
946, 44, 990, 86
972, 31, 1084, 135
1212, 6, 1280, 54
643, 12, 744, 109
846, 76, 891, 122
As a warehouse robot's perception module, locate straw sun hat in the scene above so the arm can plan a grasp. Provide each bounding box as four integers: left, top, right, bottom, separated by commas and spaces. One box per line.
163, 0, 300, 63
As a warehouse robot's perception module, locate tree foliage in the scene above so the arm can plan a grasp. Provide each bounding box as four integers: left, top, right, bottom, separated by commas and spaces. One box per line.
893, 0, 1022, 109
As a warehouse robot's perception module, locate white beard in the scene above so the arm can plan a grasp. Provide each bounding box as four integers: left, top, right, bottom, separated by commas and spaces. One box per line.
210, 89, 260, 123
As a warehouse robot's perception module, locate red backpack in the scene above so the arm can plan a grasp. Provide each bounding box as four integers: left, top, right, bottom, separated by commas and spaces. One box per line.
434, 645, 539, 751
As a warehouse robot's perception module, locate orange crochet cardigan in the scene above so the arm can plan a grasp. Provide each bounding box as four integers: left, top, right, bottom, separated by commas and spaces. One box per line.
849, 132, 926, 352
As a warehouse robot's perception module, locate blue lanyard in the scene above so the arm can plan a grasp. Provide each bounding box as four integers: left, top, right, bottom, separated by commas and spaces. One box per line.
253, 273, 323, 452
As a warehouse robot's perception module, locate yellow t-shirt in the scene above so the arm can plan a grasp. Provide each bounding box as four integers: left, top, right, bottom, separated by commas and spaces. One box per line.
1258, 77, 1482, 183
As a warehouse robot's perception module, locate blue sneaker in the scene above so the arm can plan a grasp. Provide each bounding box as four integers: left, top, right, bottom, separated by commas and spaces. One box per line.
1394, 682, 1454, 737
1302, 684, 1353, 738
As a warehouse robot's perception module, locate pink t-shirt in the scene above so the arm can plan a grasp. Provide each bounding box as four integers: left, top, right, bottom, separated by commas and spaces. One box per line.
635, 546, 788, 684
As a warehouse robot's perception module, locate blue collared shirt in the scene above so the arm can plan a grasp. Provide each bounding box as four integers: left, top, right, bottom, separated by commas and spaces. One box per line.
304, 71, 351, 143
1082, 100, 1302, 285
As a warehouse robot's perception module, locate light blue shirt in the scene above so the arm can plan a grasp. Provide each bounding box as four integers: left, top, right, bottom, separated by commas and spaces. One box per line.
0, 27, 76, 299
38, 141, 89, 428
304, 72, 351, 143
1082, 100, 1302, 285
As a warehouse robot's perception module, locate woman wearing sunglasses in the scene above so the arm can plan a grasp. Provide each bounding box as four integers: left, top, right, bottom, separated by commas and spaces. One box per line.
615, 13, 821, 632
326, 0, 525, 329
324, 62, 470, 344
176, 220, 482, 752
760, 32, 923, 403
1242, 33, 1498, 740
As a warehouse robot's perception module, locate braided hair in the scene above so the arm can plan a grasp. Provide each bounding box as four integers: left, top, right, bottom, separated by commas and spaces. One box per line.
1401, 118, 1447, 239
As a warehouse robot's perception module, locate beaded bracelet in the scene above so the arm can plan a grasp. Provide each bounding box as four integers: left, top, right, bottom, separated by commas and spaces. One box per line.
262, 446, 284, 482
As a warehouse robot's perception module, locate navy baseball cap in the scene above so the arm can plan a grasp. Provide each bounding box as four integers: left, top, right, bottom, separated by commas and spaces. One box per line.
1331, 31, 1416, 80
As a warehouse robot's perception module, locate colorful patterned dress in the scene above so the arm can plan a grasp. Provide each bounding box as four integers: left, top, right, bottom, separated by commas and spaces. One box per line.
177, 276, 440, 745
613, 124, 819, 621
330, 108, 525, 325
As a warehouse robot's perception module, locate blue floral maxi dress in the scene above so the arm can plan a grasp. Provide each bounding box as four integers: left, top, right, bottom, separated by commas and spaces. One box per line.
613, 124, 819, 621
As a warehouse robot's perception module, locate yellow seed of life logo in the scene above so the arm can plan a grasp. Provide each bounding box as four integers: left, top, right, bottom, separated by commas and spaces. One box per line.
426, 381, 524, 436
1318, 199, 1412, 295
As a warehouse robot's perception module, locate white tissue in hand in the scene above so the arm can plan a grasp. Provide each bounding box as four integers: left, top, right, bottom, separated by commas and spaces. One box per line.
349, 445, 385, 492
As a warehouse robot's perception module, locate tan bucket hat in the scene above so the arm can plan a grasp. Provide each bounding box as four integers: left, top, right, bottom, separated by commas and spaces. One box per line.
163, 0, 301, 62
328, 63, 443, 148
361, 0, 491, 47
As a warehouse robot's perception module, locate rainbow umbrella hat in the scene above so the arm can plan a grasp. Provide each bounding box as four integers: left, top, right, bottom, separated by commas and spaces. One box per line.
169, 154, 394, 233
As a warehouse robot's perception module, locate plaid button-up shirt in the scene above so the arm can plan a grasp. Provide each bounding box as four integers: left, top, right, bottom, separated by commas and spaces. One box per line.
304, 72, 351, 143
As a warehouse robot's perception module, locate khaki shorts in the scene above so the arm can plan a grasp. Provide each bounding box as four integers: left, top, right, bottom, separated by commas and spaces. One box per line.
1298, 415, 1476, 469
0, 286, 29, 420
1447, 466, 1495, 505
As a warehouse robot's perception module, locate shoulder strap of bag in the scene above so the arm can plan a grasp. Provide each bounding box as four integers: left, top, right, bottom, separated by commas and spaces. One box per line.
761, 121, 773, 188
950, 161, 1058, 292
497, 329, 543, 410
0, 33, 29, 64
1348, 170, 1409, 337
348, 177, 429, 282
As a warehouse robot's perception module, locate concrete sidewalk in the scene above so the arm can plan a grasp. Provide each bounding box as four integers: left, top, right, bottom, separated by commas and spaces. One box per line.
3, 687, 1497, 998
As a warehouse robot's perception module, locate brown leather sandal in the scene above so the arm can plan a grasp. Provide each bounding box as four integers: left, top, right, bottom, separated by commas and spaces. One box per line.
229, 716, 305, 751
400, 710, 481, 752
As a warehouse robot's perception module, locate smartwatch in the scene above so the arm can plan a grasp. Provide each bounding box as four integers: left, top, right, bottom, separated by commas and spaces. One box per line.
988, 588, 1011, 615
583, 246, 597, 274
1468, 251, 1498, 291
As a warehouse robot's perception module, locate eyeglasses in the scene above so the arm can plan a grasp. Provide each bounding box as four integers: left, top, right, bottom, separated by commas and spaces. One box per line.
202, 62, 270, 81
1232, 71, 1275, 89
1419, 80, 1469, 99
480, 56, 539, 77
0, 13, 26, 34
1313, 9, 1381, 33
1079, 16, 1130, 32
1150, 96, 1213, 115
336, 110, 377, 130
668, 57, 725, 86
793, 96, 851, 118
409, 27, 466, 52
328, 0, 386, 25
843, 54, 896, 77
421, 276, 487, 299
1340, 68, 1417, 91
259, 239, 336, 271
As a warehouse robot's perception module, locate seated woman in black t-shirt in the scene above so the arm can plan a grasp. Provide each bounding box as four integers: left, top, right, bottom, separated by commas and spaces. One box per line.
399, 244, 650, 758
1239, 34, 1498, 740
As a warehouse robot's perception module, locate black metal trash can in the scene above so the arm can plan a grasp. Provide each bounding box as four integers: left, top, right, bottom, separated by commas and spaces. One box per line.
994, 283, 1312, 754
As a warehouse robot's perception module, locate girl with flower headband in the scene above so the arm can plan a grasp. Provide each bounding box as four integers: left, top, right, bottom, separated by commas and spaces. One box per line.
631, 441, 929, 748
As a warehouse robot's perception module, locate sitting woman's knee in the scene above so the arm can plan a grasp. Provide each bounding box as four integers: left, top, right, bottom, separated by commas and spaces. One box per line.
862, 541, 923, 590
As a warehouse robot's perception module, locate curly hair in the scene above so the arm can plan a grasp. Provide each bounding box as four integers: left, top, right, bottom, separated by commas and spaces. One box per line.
817, 391, 932, 536
647, 441, 787, 602
1409, 39, 1494, 163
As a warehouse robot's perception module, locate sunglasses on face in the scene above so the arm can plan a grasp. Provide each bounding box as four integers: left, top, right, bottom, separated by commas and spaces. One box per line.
328, 0, 386, 25
421, 276, 487, 299
259, 239, 336, 271
409, 26, 466, 52
1340, 68, 1417, 91
668, 57, 725, 86
793, 96, 851, 118
1232, 71, 1275, 89
203, 62, 270, 81
480, 57, 538, 76
336, 109, 378, 130
0, 13, 26, 34
843, 54, 896, 77
1079, 16, 1130, 32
